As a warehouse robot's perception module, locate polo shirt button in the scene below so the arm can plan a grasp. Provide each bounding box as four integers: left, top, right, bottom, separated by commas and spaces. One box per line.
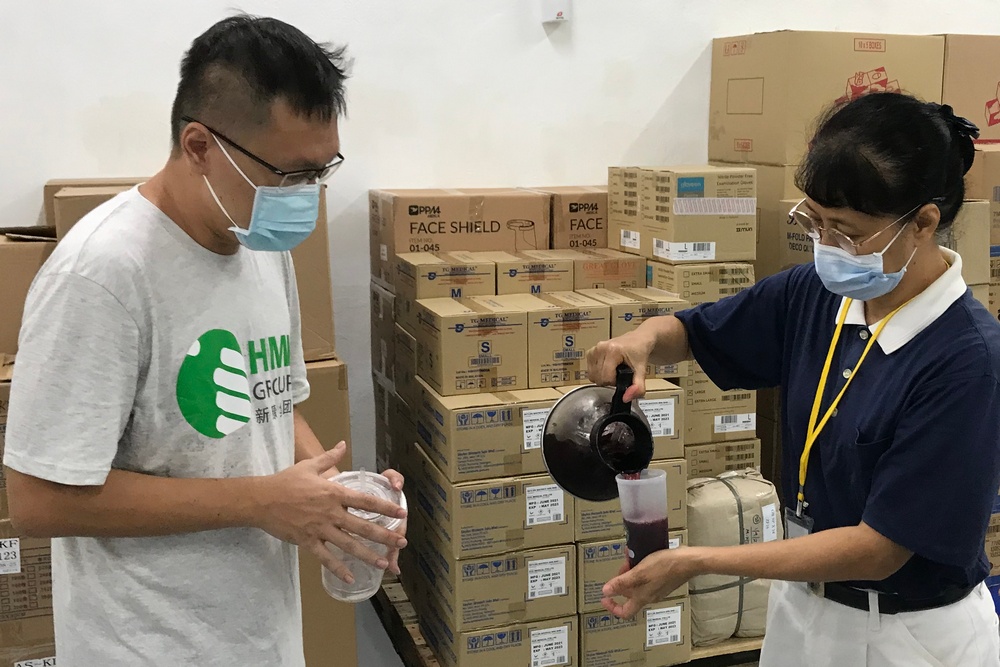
843, 368, 852, 379
832, 408, 838, 417
860, 330, 870, 341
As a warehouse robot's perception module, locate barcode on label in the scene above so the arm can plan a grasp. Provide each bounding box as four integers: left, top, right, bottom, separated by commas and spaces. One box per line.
654, 240, 717, 261
722, 392, 753, 401
620, 229, 641, 249
714, 413, 756, 433
646, 606, 683, 647
470, 356, 501, 367
988, 524, 1000, 534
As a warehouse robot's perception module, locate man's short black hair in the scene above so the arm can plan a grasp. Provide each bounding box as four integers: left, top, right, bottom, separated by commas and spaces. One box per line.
170, 14, 348, 147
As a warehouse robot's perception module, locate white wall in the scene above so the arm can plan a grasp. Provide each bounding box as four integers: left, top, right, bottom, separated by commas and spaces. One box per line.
6, 0, 994, 474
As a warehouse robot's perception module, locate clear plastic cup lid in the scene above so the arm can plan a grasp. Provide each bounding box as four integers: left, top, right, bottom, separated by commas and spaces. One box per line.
330, 470, 406, 530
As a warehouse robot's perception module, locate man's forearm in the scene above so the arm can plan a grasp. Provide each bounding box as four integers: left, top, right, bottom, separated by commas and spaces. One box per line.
689, 523, 911, 584
7, 467, 265, 539
294, 410, 326, 463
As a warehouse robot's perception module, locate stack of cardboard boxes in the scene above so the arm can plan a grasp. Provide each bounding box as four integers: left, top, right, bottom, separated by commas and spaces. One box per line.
607, 165, 763, 488
370, 186, 710, 665
1, 180, 353, 667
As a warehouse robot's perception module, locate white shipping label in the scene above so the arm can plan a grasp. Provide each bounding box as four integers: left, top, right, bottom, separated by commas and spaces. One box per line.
380, 244, 388, 261
0, 536, 21, 575
714, 413, 756, 434
654, 240, 716, 262
762, 503, 778, 542
668, 537, 680, 549
673, 197, 756, 216
15, 659, 56, 667
637, 398, 675, 437
530, 626, 570, 666
526, 484, 566, 526
527, 557, 567, 600
620, 228, 641, 250
522, 408, 550, 450
646, 605, 683, 647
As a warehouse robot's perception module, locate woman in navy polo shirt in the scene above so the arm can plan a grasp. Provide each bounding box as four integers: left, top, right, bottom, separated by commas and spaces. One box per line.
588, 92, 1000, 666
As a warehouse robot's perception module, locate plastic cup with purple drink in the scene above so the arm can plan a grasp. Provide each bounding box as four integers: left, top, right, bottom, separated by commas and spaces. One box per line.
615, 469, 669, 567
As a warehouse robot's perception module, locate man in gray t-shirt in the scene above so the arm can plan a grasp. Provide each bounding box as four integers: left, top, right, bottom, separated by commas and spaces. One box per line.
2, 16, 406, 666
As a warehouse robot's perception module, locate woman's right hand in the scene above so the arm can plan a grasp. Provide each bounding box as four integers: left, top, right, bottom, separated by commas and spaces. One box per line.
586, 330, 657, 402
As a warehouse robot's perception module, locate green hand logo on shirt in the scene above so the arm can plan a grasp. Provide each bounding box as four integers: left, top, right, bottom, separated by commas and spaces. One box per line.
176, 329, 252, 438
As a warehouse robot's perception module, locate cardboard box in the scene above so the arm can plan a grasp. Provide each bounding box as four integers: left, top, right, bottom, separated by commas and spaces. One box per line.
369, 188, 550, 289
395, 252, 498, 335
292, 187, 337, 363
415, 378, 562, 482
709, 31, 945, 165
492, 251, 576, 294
990, 249, 1000, 322
419, 590, 578, 667
393, 324, 418, 409
42, 177, 145, 227
415, 296, 528, 396
299, 358, 350, 451
573, 249, 647, 290
411, 524, 577, 631
0, 642, 56, 667
575, 459, 687, 542
964, 146, 1000, 244
608, 167, 641, 223
557, 380, 685, 460
718, 163, 802, 279
685, 439, 761, 478
0, 376, 9, 519
613, 165, 758, 263
0, 520, 54, 655
295, 359, 356, 667
577, 287, 692, 378
486, 292, 610, 389
374, 374, 394, 470
531, 186, 609, 250
578, 531, 688, 612
52, 185, 131, 239
411, 444, 575, 558
942, 201, 990, 287
943, 35, 1000, 144
580, 597, 692, 667
0, 228, 57, 358
647, 261, 755, 306
370, 281, 396, 385
681, 368, 757, 445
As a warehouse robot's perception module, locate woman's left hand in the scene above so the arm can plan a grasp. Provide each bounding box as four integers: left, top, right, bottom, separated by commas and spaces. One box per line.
601, 547, 699, 619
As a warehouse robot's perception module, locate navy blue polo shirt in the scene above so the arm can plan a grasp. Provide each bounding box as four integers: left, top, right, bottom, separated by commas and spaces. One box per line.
674, 255, 1000, 600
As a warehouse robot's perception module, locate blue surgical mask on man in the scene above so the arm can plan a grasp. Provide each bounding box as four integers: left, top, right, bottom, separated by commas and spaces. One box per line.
813, 221, 918, 301
204, 135, 319, 252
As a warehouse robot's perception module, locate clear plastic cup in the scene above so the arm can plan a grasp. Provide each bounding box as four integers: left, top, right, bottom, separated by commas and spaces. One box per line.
615, 469, 669, 567
321, 470, 406, 603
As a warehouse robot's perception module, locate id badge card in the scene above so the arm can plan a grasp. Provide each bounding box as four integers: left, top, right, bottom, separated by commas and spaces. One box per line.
785, 507, 814, 539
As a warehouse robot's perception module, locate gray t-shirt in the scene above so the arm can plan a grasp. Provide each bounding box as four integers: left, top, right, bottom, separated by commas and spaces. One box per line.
4, 187, 310, 666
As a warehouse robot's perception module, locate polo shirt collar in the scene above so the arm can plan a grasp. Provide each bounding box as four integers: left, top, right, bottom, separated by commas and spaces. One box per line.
834, 247, 967, 354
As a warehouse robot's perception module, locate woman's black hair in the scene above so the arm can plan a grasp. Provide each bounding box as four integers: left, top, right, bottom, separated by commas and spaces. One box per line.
795, 92, 979, 230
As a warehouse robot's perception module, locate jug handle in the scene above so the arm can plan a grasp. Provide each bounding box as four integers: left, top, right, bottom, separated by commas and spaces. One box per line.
611, 363, 633, 415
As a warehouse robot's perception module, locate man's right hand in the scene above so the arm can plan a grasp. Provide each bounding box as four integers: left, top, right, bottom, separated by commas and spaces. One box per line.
254, 442, 408, 585
586, 330, 657, 402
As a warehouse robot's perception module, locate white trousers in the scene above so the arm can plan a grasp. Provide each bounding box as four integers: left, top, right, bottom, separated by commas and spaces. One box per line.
759, 580, 1000, 667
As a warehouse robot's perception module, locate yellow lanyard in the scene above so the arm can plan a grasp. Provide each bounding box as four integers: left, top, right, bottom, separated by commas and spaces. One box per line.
795, 297, 908, 516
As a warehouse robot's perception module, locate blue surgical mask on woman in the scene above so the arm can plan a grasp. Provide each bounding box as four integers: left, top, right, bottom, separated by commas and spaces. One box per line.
204, 135, 319, 252
813, 221, 918, 301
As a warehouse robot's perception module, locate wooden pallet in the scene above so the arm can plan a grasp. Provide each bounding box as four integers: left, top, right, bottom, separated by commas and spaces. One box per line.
371, 577, 761, 667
